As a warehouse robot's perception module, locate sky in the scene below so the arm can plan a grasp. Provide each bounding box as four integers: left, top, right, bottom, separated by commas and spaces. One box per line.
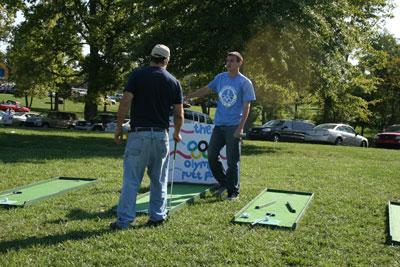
386, 0, 400, 38
1, 1, 400, 53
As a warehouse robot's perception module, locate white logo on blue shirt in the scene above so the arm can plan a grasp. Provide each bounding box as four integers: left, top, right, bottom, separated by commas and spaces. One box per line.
219, 85, 237, 108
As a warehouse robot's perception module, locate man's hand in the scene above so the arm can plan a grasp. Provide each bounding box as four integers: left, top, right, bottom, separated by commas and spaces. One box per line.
173, 131, 182, 143
114, 127, 123, 145
234, 127, 244, 139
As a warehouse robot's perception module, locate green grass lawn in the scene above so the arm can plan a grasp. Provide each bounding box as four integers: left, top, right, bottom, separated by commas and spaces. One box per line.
0, 127, 399, 265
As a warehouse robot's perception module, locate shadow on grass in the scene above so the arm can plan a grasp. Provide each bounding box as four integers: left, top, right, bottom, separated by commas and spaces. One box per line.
46, 189, 202, 224
0, 131, 123, 163
241, 144, 283, 156
0, 229, 111, 253
0, 221, 158, 254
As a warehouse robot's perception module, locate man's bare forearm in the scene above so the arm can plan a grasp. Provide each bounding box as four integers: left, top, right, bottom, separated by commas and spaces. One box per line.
174, 104, 184, 133
186, 86, 210, 99
238, 102, 251, 130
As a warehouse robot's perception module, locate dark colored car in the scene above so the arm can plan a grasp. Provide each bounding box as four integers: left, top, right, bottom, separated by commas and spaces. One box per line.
246, 119, 315, 142
374, 124, 400, 149
75, 113, 117, 131
25, 111, 78, 129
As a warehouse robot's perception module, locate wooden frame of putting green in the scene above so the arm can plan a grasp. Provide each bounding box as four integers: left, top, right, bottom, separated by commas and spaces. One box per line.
0, 177, 97, 207
233, 188, 314, 230
135, 183, 214, 215
388, 201, 400, 245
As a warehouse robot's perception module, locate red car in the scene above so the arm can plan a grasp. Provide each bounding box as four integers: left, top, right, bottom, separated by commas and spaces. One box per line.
0, 103, 30, 112
374, 124, 400, 149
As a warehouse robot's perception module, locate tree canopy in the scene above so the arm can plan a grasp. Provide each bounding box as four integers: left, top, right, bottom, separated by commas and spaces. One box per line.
4, 0, 399, 128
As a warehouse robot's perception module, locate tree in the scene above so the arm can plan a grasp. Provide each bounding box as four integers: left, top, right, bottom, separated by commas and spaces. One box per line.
364, 33, 400, 129
0, 1, 23, 42
7, 3, 79, 109
134, 0, 392, 124
7, 1, 143, 119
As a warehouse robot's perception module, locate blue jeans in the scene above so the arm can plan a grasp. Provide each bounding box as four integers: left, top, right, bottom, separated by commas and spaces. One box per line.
116, 131, 169, 227
208, 125, 240, 196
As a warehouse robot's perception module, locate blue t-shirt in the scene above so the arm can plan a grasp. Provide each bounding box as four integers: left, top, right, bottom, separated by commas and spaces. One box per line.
124, 66, 182, 129
208, 72, 256, 126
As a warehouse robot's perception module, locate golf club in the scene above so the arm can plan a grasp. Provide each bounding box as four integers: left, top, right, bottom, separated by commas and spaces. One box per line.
255, 200, 276, 209
168, 141, 177, 212
251, 216, 269, 226
251, 212, 276, 226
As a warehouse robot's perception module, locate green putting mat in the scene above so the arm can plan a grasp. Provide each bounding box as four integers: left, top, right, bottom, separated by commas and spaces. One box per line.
233, 188, 314, 229
136, 183, 213, 214
389, 201, 400, 244
0, 177, 97, 207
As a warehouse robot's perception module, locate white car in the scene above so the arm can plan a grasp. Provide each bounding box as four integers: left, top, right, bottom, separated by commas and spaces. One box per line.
305, 123, 368, 147
12, 112, 38, 125
0, 110, 13, 125
105, 119, 130, 133
106, 96, 117, 105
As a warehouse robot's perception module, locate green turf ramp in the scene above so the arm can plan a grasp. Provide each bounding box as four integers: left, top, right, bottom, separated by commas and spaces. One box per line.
136, 183, 212, 214
233, 188, 314, 230
0, 177, 97, 207
388, 201, 400, 245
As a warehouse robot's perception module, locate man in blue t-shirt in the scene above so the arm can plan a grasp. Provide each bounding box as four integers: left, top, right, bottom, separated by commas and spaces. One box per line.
186, 52, 256, 200
110, 44, 184, 229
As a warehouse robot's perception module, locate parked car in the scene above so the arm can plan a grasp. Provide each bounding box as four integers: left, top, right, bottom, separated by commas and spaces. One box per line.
105, 119, 130, 133
75, 113, 117, 131
373, 124, 400, 149
107, 96, 119, 103
246, 119, 315, 142
71, 87, 87, 97
4, 100, 19, 105
183, 109, 213, 124
0, 110, 11, 125
24, 113, 47, 127
305, 123, 368, 147
12, 112, 38, 126
25, 111, 78, 129
0, 103, 30, 112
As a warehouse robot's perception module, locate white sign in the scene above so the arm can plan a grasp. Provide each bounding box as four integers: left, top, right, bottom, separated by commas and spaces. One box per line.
168, 123, 227, 184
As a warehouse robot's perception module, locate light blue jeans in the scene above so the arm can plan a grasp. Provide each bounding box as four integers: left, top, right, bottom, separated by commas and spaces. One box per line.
116, 130, 169, 228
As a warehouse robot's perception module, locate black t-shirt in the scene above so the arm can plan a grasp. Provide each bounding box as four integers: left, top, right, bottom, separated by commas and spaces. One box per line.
124, 66, 183, 129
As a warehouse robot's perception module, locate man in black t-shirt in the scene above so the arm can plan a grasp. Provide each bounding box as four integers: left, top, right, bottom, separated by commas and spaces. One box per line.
110, 44, 184, 230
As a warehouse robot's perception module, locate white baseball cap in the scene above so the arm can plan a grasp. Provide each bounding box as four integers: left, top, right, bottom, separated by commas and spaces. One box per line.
151, 44, 170, 58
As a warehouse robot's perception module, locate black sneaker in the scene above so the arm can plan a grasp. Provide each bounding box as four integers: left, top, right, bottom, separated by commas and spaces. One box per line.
225, 193, 239, 201
146, 219, 166, 227
109, 221, 133, 230
212, 186, 227, 198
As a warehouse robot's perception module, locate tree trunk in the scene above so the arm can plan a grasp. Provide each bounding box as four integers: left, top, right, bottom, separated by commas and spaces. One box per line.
50, 93, 53, 110
200, 101, 207, 114
262, 107, 266, 124
322, 96, 333, 123
29, 96, 33, 108
54, 92, 59, 111
25, 94, 29, 107
84, 0, 99, 120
